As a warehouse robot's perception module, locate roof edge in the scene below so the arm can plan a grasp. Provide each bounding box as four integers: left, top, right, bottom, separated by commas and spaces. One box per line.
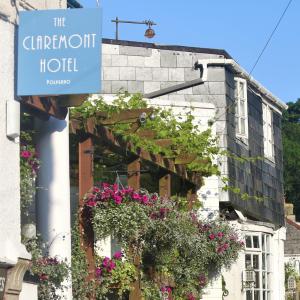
102, 38, 232, 59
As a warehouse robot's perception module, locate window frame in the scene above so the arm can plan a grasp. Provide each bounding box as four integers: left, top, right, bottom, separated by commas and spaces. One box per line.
234, 77, 248, 140
262, 102, 274, 161
244, 233, 272, 300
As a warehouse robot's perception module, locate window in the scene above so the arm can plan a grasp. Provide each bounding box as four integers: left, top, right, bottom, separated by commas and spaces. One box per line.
234, 78, 248, 139
262, 103, 274, 160
244, 233, 272, 300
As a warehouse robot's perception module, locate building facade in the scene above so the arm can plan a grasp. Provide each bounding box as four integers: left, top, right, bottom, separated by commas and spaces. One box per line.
100, 39, 287, 300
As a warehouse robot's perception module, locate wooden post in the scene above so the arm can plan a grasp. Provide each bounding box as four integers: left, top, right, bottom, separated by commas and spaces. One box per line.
159, 173, 173, 299
78, 137, 95, 298
128, 158, 142, 300
127, 158, 141, 190
187, 185, 197, 210
159, 173, 171, 198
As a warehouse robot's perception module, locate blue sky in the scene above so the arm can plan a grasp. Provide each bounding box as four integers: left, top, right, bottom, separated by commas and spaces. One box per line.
80, 0, 299, 103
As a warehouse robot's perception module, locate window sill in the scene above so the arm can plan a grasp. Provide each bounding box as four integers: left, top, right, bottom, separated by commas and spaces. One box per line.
264, 156, 275, 165
235, 135, 249, 147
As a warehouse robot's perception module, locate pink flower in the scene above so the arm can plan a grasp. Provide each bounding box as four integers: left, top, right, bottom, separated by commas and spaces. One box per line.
107, 260, 116, 272
223, 243, 229, 250
21, 150, 31, 158
93, 187, 100, 193
187, 293, 196, 300
102, 257, 110, 268
113, 183, 118, 192
39, 273, 48, 281
86, 200, 97, 207
132, 193, 141, 201
151, 194, 158, 201
217, 232, 224, 239
199, 274, 207, 287
209, 233, 215, 240
102, 183, 110, 189
142, 195, 149, 204
95, 267, 102, 277
113, 195, 122, 205
113, 251, 122, 260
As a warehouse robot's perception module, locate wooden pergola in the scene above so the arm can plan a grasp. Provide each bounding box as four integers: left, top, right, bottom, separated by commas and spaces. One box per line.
70, 109, 203, 299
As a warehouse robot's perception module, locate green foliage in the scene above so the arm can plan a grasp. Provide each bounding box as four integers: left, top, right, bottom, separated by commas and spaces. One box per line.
20, 132, 40, 214
285, 263, 300, 300
71, 93, 219, 175
71, 217, 94, 300
85, 184, 244, 299
25, 238, 69, 300
283, 99, 300, 218
94, 256, 136, 299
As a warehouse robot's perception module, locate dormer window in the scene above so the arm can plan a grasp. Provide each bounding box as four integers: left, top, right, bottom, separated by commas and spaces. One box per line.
234, 78, 248, 139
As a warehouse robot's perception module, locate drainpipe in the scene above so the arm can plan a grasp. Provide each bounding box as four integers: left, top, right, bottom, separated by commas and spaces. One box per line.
196, 58, 287, 110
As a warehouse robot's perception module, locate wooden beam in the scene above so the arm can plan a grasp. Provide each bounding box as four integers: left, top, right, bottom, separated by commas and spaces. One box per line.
96, 108, 153, 125
21, 96, 68, 120
159, 173, 171, 198
71, 118, 202, 187
78, 137, 95, 299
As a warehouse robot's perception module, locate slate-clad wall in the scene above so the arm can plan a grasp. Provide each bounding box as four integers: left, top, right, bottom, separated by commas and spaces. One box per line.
225, 71, 284, 226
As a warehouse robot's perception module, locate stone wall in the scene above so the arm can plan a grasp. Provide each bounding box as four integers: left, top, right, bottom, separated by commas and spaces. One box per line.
285, 219, 300, 255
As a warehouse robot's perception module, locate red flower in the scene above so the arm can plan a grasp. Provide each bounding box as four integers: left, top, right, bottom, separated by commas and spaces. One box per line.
187, 293, 196, 300
113, 195, 122, 205
21, 150, 31, 158
209, 233, 215, 240
39, 273, 49, 281
217, 232, 224, 239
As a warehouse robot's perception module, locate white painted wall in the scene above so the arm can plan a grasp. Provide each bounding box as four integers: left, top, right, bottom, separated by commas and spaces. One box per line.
19, 282, 38, 300
0, 1, 67, 299
223, 222, 286, 300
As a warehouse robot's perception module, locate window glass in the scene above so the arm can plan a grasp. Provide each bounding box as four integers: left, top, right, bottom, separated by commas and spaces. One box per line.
255, 271, 260, 288
254, 290, 260, 300
235, 78, 248, 138
262, 235, 265, 251
262, 254, 265, 270
262, 272, 266, 289
246, 290, 252, 300
253, 255, 259, 269
253, 236, 260, 248
246, 236, 252, 248
245, 254, 252, 268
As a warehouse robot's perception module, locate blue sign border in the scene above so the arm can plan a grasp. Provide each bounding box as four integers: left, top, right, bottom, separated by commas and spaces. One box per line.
17, 8, 102, 96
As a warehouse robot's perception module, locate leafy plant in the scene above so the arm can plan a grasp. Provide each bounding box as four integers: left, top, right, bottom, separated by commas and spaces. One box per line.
71, 93, 220, 175
83, 183, 244, 299
25, 238, 69, 300
20, 132, 40, 214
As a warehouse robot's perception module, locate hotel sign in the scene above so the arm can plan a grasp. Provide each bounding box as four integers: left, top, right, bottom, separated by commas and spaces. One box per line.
17, 8, 102, 96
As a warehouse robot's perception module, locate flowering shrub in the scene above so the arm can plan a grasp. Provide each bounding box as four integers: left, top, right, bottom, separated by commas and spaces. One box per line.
20, 133, 40, 214
85, 183, 158, 249
84, 184, 244, 300
25, 239, 69, 300
94, 252, 136, 298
